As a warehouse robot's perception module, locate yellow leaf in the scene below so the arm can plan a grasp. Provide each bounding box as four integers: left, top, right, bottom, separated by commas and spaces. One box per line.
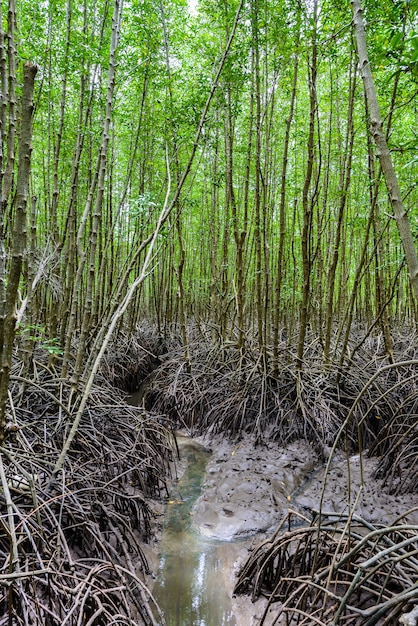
168, 500, 175, 504
231, 450, 235, 456
287, 495, 291, 501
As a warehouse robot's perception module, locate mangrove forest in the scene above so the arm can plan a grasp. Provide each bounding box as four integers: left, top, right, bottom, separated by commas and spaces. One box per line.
1, 0, 418, 623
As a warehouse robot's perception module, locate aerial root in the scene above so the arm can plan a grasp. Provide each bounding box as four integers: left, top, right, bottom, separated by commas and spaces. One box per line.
0, 367, 172, 625
234, 509, 418, 625
146, 326, 418, 469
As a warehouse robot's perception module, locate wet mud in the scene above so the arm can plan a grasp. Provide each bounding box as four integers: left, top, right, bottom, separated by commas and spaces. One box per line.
151, 432, 418, 625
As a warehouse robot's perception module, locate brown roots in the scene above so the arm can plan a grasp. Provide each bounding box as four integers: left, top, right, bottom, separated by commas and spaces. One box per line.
234, 509, 418, 625
145, 326, 418, 489
0, 366, 173, 625
3, 323, 417, 623
99, 324, 170, 393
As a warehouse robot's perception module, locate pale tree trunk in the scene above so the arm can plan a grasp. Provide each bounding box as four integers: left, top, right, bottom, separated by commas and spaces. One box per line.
273, 28, 299, 374
352, 0, 418, 303
251, 0, 265, 357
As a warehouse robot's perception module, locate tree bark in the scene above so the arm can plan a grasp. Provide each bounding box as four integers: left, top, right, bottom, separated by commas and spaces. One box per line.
352, 0, 418, 303
0, 62, 37, 444
71, 0, 124, 387
251, 0, 265, 357
296, 0, 319, 370
324, 56, 356, 364
273, 28, 299, 373
1, 0, 17, 212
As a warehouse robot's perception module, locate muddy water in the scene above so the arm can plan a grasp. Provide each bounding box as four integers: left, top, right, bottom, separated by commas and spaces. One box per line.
153, 439, 237, 626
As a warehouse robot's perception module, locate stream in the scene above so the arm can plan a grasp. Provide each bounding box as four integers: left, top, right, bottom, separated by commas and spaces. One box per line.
152, 438, 237, 626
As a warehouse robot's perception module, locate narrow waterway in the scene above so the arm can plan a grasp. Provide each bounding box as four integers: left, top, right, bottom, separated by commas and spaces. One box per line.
152, 438, 237, 626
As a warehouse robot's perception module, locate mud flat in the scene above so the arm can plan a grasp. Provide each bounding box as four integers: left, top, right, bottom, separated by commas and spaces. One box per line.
189, 433, 418, 625
192, 436, 316, 540
149, 432, 418, 625
193, 434, 418, 540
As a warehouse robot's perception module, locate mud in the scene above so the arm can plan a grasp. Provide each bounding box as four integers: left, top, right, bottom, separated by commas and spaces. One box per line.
150, 432, 418, 625
192, 436, 316, 540
190, 433, 418, 625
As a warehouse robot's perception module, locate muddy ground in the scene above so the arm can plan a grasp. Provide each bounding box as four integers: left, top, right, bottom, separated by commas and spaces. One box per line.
194, 434, 418, 537
151, 432, 418, 625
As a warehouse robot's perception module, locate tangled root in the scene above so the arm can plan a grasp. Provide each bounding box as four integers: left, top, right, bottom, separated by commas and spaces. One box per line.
0, 369, 173, 625
235, 509, 418, 625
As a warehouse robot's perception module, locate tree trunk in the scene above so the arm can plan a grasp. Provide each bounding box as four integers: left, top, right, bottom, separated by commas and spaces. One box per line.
323, 57, 356, 364
273, 28, 299, 373
70, 0, 124, 387
352, 0, 418, 303
251, 0, 265, 357
0, 62, 37, 444
296, 0, 318, 370
1, 0, 17, 213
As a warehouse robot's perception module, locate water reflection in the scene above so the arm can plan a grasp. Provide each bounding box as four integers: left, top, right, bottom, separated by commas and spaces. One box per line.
153, 441, 237, 626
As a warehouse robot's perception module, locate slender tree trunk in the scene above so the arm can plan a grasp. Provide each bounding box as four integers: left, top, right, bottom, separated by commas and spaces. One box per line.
209, 118, 221, 342
296, 0, 318, 370
370, 157, 394, 362
159, 0, 191, 369
226, 81, 247, 350
352, 0, 418, 303
0, 62, 37, 444
0, 3, 7, 381
81, 0, 246, 382
60, 1, 96, 375
273, 31, 299, 373
70, 0, 124, 387
1, 0, 17, 214
323, 57, 356, 364
251, 0, 265, 357
46, 0, 72, 365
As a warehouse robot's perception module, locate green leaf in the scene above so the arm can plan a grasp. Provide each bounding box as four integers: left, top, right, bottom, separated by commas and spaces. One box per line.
409, 34, 418, 51
390, 31, 403, 49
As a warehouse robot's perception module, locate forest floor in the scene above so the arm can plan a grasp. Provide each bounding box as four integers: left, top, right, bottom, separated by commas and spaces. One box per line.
4, 326, 417, 624
115, 325, 418, 624
146, 430, 418, 625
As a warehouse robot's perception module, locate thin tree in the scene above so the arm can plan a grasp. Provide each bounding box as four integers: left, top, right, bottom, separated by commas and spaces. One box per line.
352, 0, 418, 304
0, 62, 37, 444
296, 0, 319, 371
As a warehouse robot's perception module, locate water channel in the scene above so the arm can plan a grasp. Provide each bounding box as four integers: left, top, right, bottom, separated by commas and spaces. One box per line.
152, 438, 237, 626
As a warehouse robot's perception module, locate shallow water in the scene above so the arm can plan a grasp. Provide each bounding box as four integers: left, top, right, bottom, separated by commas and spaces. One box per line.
153, 440, 237, 626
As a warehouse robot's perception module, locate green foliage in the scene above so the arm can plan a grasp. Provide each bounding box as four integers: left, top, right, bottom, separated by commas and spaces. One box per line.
5, 0, 417, 361
18, 325, 63, 356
